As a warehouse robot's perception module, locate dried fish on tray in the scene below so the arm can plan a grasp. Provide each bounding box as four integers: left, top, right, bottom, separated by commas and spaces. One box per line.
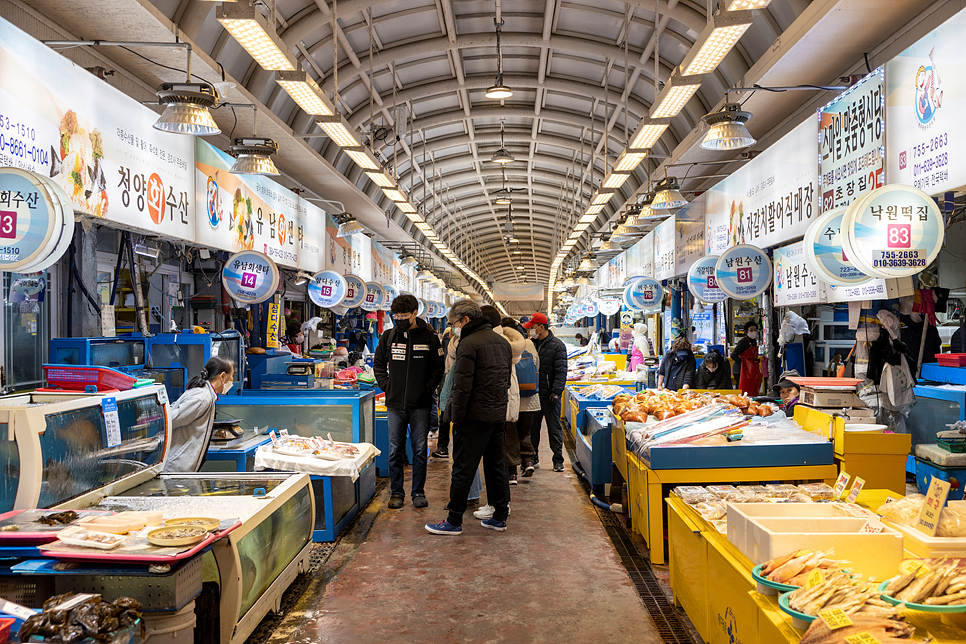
878, 558, 966, 612
799, 616, 927, 644
783, 570, 905, 620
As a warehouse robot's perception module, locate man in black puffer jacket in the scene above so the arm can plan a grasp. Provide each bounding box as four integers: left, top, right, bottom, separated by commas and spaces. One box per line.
524, 313, 568, 472
374, 293, 444, 510
426, 299, 512, 535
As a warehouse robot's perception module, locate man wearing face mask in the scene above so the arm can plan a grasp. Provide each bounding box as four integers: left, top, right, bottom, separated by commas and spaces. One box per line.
731, 321, 763, 396
374, 293, 445, 510
523, 313, 568, 472
772, 370, 802, 416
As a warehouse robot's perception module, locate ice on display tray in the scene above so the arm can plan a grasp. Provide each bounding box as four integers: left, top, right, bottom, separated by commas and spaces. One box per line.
0, 509, 115, 544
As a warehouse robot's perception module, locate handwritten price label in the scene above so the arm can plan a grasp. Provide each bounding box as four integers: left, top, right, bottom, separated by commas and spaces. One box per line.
859, 519, 884, 534
833, 472, 851, 499
845, 632, 882, 644
806, 568, 825, 589
819, 608, 853, 630
899, 560, 931, 578
916, 476, 951, 537
846, 476, 866, 504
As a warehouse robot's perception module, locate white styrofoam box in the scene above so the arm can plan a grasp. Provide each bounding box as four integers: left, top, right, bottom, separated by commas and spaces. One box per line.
801, 389, 864, 407
882, 518, 966, 559
727, 504, 903, 580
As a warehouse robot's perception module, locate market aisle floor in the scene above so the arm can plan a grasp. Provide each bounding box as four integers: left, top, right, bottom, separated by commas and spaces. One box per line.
283, 439, 663, 644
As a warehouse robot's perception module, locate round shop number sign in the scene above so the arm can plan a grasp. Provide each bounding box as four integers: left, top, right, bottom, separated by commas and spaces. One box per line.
223, 250, 280, 304
307, 270, 347, 308
341, 274, 366, 308
842, 184, 945, 279
361, 282, 385, 312
381, 284, 397, 311
426, 301, 439, 318
626, 277, 663, 310
714, 245, 772, 300
597, 298, 621, 316
0, 168, 73, 271
686, 256, 727, 303
581, 300, 599, 318
803, 207, 873, 286
417, 299, 427, 317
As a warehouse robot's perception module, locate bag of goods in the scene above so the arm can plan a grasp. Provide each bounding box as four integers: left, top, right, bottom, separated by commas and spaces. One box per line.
798, 483, 837, 501
694, 501, 727, 521
671, 486, 716, 505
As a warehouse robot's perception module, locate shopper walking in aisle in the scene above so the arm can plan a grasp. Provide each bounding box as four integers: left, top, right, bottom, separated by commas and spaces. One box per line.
657, 335, 697, 390
374, 293, 444, 510
165, 356, 234, 473
694, 349, 731, 390
426, 300, 512, 535
524, 313, 568, 472
504, 316, 539, 479
731, 321, 763, 396
431, 326, 458, 459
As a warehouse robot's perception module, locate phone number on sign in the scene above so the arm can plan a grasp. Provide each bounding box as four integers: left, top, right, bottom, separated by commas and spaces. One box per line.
873, 258, 926, 268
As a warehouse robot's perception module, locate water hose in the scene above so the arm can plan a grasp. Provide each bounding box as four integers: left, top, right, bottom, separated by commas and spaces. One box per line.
571, 460, 623, 514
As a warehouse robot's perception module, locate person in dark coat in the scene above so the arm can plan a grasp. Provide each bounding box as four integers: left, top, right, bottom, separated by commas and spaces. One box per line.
524, 313, 568, 472
658, 336, 697, 390
374, 293, 444, 510
952, 325, 966, 353
427, 299, 512, 535
899, 313, 942, 365
694, 349, 731, 390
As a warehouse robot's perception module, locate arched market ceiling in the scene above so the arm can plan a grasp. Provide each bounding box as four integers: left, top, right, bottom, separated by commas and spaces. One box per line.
162, 0, 810, 288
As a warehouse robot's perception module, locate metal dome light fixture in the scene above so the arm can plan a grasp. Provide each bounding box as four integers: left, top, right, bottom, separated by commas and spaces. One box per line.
485, 19, 513, 100
336, 213, 364, 237
490, 122, 515, 164
700, 102, 756, 151
229, 106, 280, 175
651, 174, 688, 210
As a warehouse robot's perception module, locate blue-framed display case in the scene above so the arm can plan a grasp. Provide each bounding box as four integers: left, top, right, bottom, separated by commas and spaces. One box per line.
50, 337, 146, 370
373, 412, 417, 478
577, 408, 613, 491
245, 352, 327, 390
908, 363, 966, 448
203, 432, 273, 473
307, 460, 376, 542
216, 390, 375, 445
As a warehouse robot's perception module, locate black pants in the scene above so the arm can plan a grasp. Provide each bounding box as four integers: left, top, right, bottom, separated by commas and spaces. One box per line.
436, 421, 451, 451
530, 394, 564, 468
446, 420, 510, 525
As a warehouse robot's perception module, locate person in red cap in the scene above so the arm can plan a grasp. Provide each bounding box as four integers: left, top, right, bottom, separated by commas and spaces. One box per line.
523, 313, 568, 472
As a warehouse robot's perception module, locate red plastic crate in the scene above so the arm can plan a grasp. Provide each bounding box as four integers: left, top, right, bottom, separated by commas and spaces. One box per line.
0, 617, 14, 643
937, 353, 966, 367
42, 365, 137, 391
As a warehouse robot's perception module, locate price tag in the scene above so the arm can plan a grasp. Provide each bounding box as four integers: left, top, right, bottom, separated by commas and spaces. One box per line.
899, 560, 931, 578
846, 477, 866, 504
819, 608, 853, 630
279, 429, 289, 438
916, 476, 951, 537
859, 519, 884, 534
0, 598, 39, 620
806, 568, 825, 589
269, 430, 279, 448
156, 387, 168, 405
833, 472, 851, 499
845, 632, 883, 644
52, 593, 97, 612
101, 397, 121, 448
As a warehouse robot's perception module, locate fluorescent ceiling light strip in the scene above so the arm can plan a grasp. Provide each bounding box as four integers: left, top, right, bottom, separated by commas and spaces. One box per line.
614, 152, 646, 173
585, 204, 605, 215
217, 6, 295, 71
579, 214, 598, 224
398, 202, 418, 214
367, 172, 396, 188
575, 222, 591, 231
345, 149, 380, 170
275, 72, 332, 115
602, 173, 630, 189
592, 193, 613, 206
651, 84, 701, 118
319, 121, 360, 147
726, 0, 772, 8
683, 23, 752, 76
630, 123, 670, 149
382, 188, 408, 202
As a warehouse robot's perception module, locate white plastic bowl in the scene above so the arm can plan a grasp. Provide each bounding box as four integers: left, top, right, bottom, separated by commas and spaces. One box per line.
843, 423, 887, 433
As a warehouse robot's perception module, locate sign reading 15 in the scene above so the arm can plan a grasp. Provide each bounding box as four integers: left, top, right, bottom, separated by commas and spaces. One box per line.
319, 285, 332, 297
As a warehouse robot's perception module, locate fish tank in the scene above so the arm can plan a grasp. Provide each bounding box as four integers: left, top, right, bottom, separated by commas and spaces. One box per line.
49, 337, 146, 370
0, 386, 168, 513
217, 390, 375, 444
147, 331, 245, 391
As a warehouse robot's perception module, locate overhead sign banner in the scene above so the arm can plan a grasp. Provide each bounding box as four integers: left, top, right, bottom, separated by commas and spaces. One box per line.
773, 242, 821, 306
819, 68, 885, 212
307, 270, 347, 308
715, 245, 772, 300
371, 240, 395, 286
625, 235, 651, 279
706, 119, 817, 252
493, 282, 545, 301
324, 213, 371, 280
675, 198, 705, 277
842, 184, 945, 279
653, 216, 676, 280
886, 8, 965, 193
0, 16, 195, 240
296, 199, 326, 273
195, 141, 299, 267
223, 250, 280, 305
686, 256, 726, 304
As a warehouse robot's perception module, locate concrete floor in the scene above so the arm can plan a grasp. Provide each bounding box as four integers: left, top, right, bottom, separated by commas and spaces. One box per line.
282, 439, 664, 644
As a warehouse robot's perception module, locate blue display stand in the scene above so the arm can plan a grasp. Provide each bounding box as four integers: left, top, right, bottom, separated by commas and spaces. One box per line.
915, 457, 966, 501
309, 458, 376, 542
577, 408, 613, 491
203, 433, 272, 472
374, 413, 422, 478
565, 384, 632, 435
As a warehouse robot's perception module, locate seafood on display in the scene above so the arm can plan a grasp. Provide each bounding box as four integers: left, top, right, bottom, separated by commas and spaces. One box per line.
20, 593, 142, 644
612, 390, 777, 423
786, 570, 902, 619
799, 616, 925, 644
886, 558, 966, 605
761, 549, 848, 587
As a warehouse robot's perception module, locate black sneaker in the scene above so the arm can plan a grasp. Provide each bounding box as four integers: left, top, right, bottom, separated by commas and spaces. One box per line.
553, 464, 565, 472
430, 449, 449, 458
509, 474, 518, 485
388, 495, 404, 509
413, 495, 428, 508
523, 462, 535, 477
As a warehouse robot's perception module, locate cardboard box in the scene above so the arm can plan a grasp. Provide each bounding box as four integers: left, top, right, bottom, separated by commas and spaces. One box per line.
801, 388, 864, 408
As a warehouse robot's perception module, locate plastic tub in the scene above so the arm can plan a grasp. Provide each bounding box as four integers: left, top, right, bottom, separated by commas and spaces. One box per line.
843, 424, 887, 433
937, 353, 966, 367
142, 600, 195, 644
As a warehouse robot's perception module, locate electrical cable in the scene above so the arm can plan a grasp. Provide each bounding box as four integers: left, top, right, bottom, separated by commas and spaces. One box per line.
118, 46, 208, 83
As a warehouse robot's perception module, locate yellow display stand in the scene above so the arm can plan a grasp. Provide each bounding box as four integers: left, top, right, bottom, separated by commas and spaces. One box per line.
794, 405, 911, 494
667, 493, 966, 644
603, 353, 627, 371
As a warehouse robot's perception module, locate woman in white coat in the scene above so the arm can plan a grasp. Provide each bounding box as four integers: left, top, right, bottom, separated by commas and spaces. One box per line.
164, 356, 234, 473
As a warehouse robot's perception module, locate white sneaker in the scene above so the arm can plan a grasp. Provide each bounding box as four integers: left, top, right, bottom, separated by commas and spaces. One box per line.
428, 430, 439, 439
472, 504, 510, 520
